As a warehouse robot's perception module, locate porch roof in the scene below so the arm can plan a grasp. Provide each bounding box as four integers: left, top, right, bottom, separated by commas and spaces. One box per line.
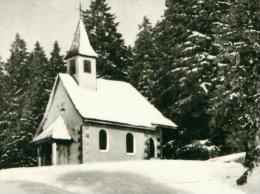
33, 116, 72, 144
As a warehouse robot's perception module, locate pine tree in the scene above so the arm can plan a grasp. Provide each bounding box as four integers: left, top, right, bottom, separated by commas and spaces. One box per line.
5, 33, 30, 90
210, 0, 260, 150
0, 56, 4, 75
150, 0, 217, 143
131, 16, 155, 101
0, 56, 6, 118
0, 57, 8, 163
207, 0, 235, 151
0, 38, 64, 169
49, 41, 65, 80
206, 0, 260, 184
24, 42, 50, 129
82, 0, 132, 80
0, 35, 37, 168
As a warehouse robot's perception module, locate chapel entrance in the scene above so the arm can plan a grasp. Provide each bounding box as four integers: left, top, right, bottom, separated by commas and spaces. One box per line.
148, 138, 155, 159
56, 143, 70, 165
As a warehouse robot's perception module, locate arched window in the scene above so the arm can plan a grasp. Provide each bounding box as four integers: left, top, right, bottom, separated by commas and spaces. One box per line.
148, 138, 155, 158
126, 133, 134, 153
99, 130, 107, 150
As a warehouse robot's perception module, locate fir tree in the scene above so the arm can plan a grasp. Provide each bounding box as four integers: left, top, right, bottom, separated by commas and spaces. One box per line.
210, 0, 259, 149
82, 0, 132, 80
0, 35, 37, 169
0, 56, 4, 75
131, 16, 155, 101
207, 0, 260, 184
0, 57, 7, 164
24, 42, 50, 129
151, 0, 217, 143
5, 33, 30, 90
207, 0, 235, 151
49, 41, 65, 80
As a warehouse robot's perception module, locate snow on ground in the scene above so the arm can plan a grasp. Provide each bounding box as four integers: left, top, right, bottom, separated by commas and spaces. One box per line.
0, 159, 259, 194
209, 152, 246, 163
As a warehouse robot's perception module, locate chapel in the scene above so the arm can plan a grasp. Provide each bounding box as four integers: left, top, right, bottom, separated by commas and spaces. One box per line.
33, 17, 177, 166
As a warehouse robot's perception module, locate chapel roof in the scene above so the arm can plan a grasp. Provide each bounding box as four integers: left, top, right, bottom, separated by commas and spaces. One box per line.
33, 116, 72, 144
47, 73, 177, 130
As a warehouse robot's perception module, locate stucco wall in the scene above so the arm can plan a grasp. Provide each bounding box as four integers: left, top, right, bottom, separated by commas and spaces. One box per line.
82, 123, 161, 162
42, 80, 83, 164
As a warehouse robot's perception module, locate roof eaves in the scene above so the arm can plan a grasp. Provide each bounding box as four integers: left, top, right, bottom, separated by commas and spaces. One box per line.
152, 123, 178, 129
35, 76, 60, 136
84, 118, 156, 131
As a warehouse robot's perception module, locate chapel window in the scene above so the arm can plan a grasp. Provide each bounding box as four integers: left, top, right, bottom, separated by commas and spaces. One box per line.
84, 60, 91, 73
126, 133, 134, 154
99, 130, 107, 150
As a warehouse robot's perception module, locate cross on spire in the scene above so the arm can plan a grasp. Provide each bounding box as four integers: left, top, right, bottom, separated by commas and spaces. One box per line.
79, 2, 82, 19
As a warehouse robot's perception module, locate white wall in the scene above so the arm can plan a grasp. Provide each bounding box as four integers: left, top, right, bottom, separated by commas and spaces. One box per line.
66, 56, 97, 90
82, 124, 161, 162
77, 56, 97, 90
42, 80, 83, 164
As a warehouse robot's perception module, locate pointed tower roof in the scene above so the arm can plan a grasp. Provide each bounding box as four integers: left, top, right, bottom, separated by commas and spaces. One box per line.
65, 18, 98, 59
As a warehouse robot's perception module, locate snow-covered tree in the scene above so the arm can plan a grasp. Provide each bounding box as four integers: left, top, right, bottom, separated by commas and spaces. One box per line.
0, 35, 37, 169
5, 33, 30, 90
0, 56, 5, 75
131, 16, 156, 102
0, 39, 65, 169
49, 41, 65, 79
207, 0, 260, 184
150, 0, 218, 143
24, 42, 51, 129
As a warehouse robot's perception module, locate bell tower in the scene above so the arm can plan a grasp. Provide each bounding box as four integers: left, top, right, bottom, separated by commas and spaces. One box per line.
64, 17, 98, 90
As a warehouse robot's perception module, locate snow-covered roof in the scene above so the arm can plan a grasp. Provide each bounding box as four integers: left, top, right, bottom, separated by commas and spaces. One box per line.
58, 73, 177, 129
64, 18, 98, 59
33, 116, 72, 143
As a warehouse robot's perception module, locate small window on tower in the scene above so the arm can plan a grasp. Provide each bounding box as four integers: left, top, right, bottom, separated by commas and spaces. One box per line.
84, 60, 91, 73
70, 59, 76, 74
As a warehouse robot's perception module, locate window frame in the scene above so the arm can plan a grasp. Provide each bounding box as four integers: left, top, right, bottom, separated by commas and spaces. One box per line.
99, 129, 109, 152
126, 133, 135, 155
84, 60, 91, 73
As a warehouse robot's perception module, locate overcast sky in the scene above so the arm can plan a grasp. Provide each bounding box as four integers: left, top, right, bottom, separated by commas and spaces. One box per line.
0, 0, 165, 60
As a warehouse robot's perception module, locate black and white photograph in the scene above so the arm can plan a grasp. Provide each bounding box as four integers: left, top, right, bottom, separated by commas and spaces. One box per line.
0, 0, 259, 193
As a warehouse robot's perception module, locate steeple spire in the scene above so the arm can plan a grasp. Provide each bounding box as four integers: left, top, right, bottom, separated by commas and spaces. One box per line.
64, 7, 98, 91
79, 2, 82, 19
64, 11, 98, 60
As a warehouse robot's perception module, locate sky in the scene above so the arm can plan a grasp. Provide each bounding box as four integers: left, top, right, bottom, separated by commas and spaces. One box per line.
0, 0, 166, 61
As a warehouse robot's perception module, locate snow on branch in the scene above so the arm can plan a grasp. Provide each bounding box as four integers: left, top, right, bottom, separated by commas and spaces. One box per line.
188, 31, 211, 40
200, 82, 211, 93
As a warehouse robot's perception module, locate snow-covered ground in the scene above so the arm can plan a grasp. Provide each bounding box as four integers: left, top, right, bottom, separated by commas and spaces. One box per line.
0, 156, 259, 194
209, 152, 245, 163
